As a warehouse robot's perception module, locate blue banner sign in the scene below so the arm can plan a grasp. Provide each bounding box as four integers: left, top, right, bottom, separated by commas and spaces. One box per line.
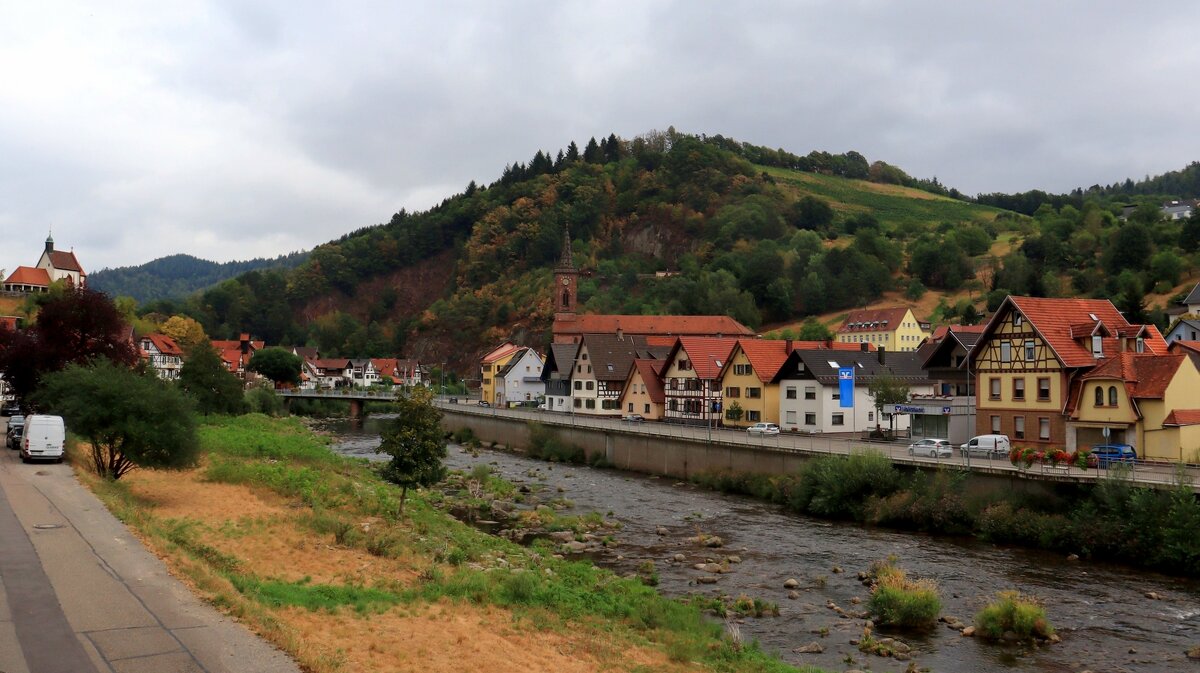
838, 367, 854, 408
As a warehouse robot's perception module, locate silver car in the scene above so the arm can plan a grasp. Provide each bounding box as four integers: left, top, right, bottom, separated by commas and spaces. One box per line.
907, 438, 953, 458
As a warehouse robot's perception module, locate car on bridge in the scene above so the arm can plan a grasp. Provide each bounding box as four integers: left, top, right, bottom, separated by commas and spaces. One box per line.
1091, 443, 1137, 468
908, 438, 953, 458
747, 422, 780, 436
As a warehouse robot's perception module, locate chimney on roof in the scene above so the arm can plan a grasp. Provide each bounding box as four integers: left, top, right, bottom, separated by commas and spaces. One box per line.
860, 342, 869, 353
616, 323, 624, 341
825, 337, 833, 348
785, 338, 793, 353
878, 345, 886, 365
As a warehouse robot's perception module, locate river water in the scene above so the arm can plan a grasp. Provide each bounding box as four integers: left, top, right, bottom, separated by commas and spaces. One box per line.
322, 415, 1199, 673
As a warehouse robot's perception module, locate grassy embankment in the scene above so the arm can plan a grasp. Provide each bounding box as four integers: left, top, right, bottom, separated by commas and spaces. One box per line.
692, 450, 1200, 575
81, 414, 825, 673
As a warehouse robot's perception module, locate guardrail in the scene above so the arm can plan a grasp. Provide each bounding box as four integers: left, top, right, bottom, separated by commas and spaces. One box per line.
435, 398, 1200, 492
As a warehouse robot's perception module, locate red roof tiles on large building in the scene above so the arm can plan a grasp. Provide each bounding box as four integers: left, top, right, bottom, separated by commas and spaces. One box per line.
3, 266, 51, 287
1002, 296, 1168, 368
554, 314, 754, 340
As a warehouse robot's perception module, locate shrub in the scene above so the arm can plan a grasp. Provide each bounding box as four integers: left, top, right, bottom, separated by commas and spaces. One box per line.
867, 558, 941, 628
974, 591, 1054, 642
795, 450, 901, 520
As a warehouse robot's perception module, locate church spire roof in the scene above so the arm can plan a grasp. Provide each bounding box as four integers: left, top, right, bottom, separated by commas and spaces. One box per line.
557, 226, 574, 271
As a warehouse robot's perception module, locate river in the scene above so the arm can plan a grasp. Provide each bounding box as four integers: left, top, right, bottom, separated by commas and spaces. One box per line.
323, 415, 1199, 673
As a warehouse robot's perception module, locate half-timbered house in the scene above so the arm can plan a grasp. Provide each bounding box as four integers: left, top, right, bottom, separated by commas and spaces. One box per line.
661, 337, 739, 425
969, 296, 1169, 448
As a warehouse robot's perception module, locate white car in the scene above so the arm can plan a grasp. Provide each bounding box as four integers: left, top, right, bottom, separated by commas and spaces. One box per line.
907, 438, 953, 458
747, 422, 780, 436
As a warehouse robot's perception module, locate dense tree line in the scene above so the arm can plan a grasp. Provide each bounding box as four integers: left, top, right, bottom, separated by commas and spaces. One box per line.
90, 252, 308, 303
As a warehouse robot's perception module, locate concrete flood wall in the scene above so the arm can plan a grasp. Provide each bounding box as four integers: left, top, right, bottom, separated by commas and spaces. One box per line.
441, 410, 812, 479
439, 409, 1050, 499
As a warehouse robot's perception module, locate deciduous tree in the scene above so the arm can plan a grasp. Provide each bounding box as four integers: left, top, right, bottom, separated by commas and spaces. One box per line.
246, 347, 302, 386
179, 342, 246, 415
35, 360, 198, 479
377, 387, 447, 513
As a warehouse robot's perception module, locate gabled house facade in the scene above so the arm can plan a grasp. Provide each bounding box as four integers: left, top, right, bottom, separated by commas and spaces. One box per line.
494, 348, 545, 407
717, 340, 791, 427
969, 296, 1169, 449
568, 334, 659, 415
836, 307, 931, 353
1068, 353, 1200, 460
138, 334, 184, 380
617, 358, 666, 419
346, 359, 379, 387
775, 349, 931, 434
541, 342, 579, 413
481, 342, 522, 405
311, 359, 350, 389
661, 337, 739, 425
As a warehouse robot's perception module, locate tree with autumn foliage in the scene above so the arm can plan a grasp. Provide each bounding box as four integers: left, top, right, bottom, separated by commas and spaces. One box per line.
0, 287, 138, 403
160, 315, 209, 354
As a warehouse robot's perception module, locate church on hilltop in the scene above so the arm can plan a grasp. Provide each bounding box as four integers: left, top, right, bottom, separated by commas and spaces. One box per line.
2, 233, 87, 294
549, 229, 754, 344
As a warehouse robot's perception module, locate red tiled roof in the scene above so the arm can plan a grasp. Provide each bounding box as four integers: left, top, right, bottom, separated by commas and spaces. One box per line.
837, 307, 914, 333
211, 339, 265, 351
3, 266, 51, 287
1001, 296, 1167, 368
1163, 410, 1200, 426
46, 250, 84, 274
630, 359, 666, 404
735, 339, 792, 383
675, 337, 740, 380
1170, 340, 1200, 356
554, 314, 754, 338
0, 316, 18, 331
372, 358, 399, 377
142, 333, 182, 356
482, 342, 521, 364
1080, 353, 1185, 399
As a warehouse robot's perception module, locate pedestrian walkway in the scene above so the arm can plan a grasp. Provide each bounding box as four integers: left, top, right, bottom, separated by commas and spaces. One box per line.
0, 447, 301, 673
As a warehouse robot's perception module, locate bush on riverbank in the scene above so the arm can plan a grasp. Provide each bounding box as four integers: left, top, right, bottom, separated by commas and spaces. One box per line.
867, 558, 941, 628
974, 591, 1054, 642
526, 422, 586, 463
691, 451, 1200, 574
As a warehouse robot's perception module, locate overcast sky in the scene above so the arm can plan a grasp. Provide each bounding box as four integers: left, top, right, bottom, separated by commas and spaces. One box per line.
3, 1, 1199, 276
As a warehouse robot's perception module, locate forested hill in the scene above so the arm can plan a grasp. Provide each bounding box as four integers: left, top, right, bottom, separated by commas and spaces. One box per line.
91, 252, 308, 303
976, 161, 1200, 215
147, 129, 1199, 371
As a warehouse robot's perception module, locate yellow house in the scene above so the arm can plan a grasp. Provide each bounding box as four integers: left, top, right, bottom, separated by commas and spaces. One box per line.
479, 342, 521, 405
971, 296, 1169, 449
717, 340, 791, 427
836, 307, 930, 353
617, 359, 666, 420
1070, 352, 1200, 462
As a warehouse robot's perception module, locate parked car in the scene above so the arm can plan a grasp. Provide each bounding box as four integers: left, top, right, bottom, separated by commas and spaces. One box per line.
908, 438, 953, 458
2, 402, 19, 416
747, 422, 781, 436
6, 414, 24, 434
477, 400, 490, 407
959, 434, 1011, 458
1091, 443, 1137, 468
621, 414, 645, 423
20, 414, 65, 463
6, 425, 23, 450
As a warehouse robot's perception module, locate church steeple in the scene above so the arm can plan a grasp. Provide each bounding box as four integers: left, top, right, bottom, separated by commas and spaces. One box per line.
45, 229, 54, 254
554, 226, 578, 316
556, 226, 574, 271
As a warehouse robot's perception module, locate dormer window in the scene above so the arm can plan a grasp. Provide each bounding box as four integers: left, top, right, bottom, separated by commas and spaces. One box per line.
1092, 335, 1104, 358
1136, 337, 1145, 353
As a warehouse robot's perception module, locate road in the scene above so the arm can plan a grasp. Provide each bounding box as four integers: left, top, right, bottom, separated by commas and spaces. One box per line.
0, 417, 301, 673
436, 399, 1200, 492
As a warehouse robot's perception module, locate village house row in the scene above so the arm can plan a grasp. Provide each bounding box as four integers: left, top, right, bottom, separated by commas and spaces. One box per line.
478, 239, 1200, 463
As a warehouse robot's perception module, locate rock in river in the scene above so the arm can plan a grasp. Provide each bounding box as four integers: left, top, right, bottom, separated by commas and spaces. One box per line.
784, 578, 799, 589
793, 642, 824, 654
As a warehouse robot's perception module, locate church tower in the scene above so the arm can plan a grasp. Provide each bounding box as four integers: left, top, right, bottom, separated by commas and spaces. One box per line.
554, 226, 578, 318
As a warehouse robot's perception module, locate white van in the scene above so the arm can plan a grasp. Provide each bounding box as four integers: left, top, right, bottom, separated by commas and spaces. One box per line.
21, 415, 65, 463
959, 434, 1011, 458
